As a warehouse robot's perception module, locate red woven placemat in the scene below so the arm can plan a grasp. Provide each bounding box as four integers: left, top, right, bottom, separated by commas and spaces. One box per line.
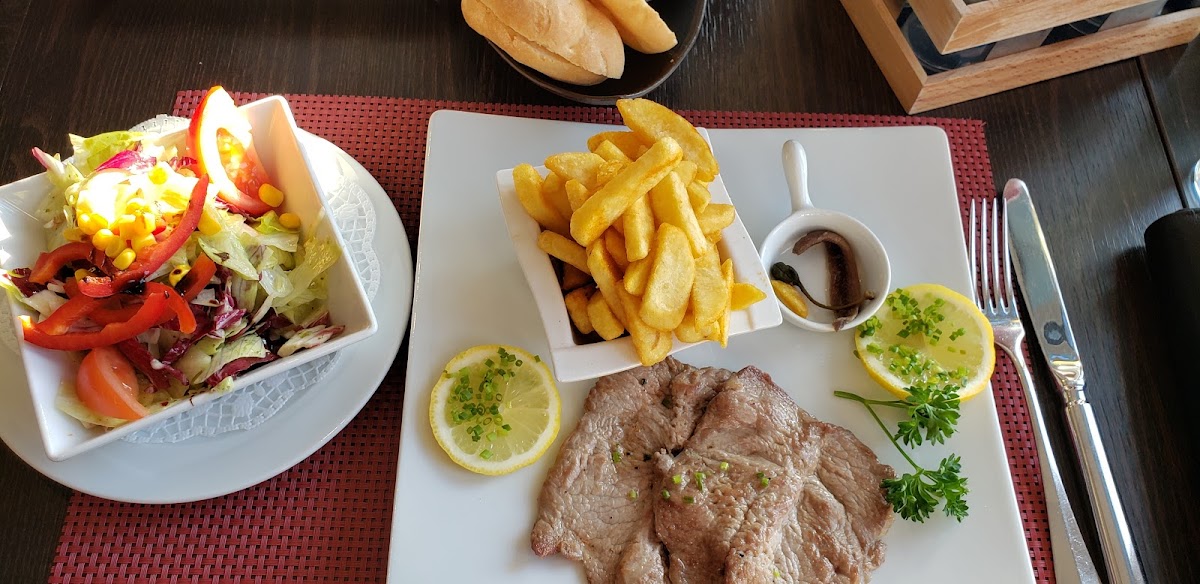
47, 93, 1052, 583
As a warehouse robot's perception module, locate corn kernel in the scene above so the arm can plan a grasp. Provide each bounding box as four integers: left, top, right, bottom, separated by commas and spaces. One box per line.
105, 237, 126, 258
258, 184, 284, 207
148, 165, 169, 185
168, 264, 191, 286
74, 269, 90, 282
124, 197, 148, 213
77, 213, 96, 236
113, 248, 137, 270
113, 214, 137, 236
198, 209, 221, 236
131, 233, 156, 252
92, 228, 116, 252
278, 212, 302, 230
128, 212, 156, 236
63, 227, 84, 242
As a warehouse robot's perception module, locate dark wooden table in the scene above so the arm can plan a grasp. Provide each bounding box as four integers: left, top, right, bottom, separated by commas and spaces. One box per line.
1, 1, 1196, 582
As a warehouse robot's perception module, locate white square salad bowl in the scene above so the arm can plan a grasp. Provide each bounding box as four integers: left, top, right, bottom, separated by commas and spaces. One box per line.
0, 96, 378, 461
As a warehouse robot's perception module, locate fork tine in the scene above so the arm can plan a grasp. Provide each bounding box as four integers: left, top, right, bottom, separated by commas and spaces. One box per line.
1002, 196, 1016, 313
991, 195, 1001, 312
969, 200, 978, 305
980, 198, 991, 311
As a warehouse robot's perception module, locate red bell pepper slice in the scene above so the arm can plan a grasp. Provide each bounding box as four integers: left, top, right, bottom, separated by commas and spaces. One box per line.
146, 282, 196, 334
29, 242, 93, 284
179, 253, 217, 301
78, 175, 209, 298
33, 295, 102, 335
89, 299, 142, 325
21, 288, 168, 351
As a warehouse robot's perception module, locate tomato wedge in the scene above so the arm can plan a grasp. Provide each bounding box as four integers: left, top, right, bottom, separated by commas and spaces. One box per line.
75, 346, 148, 420
29, 242, 93, 284
77, 175, 209, 298
189, 86, 275, 216
21, 289, 168, 351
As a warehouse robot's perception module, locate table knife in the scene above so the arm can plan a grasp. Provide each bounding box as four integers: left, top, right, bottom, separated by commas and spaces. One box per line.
1004, 179, 1145, 584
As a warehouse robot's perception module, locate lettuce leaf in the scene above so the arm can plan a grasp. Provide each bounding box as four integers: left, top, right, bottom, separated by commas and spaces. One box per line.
69, 131, 144, 175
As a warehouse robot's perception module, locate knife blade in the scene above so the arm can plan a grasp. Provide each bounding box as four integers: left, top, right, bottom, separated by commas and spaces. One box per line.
1004, 178, 1145, 584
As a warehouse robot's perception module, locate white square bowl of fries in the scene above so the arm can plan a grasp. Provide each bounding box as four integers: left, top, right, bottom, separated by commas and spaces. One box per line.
496, 99, 782, 382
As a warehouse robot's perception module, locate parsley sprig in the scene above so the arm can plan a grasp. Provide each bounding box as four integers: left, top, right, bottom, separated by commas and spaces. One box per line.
834, 382, 969, 523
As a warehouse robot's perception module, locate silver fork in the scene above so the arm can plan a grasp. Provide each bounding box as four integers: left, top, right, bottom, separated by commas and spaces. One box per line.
970, 198, 1099, 584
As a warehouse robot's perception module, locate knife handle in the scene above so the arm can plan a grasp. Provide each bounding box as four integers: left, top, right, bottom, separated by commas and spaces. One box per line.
1062, 397, 1145, 584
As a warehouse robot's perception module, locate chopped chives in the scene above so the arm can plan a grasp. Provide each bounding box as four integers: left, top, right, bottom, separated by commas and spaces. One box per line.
683, 496, 695, 505
672, 474, 682, 485
612, 448, 623, 464
719, 461, 729, 472
480, 449, 493, 460
628, 489, 638, 500
661, 489, 670, 500
694, 472, 706, 491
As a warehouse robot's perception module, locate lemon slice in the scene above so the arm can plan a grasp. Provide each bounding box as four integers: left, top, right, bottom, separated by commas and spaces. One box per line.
429, 345, 561, 475
854, 283, 995, 401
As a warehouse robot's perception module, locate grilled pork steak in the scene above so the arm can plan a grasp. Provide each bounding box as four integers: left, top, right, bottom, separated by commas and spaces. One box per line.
654, 367, 894, 584
531, 358, 734, 583
532, 363, 893, 584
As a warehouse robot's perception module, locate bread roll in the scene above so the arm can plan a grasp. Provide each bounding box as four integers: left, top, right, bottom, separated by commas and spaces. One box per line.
462, 0, 625, 85
590, 0, 676, 54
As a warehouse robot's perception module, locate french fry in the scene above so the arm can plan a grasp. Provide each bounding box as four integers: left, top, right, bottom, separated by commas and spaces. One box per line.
565, 179, 591, 214
604, 228, 629, 269
690, 244, 726, 326
570, 137, 683, 246
649, 171, 707, 257
546, 152, 606, 190
564, 286, 595, 335
595, 159, 627, 188
623, 256, 652, 295
717, 259, 734, 347
672, 160, 698, 186
698, 203, 736, 235
541, 171, 573, 223
586, 131, 649, 160
539, 231, 591, 275
617, 286, 672, 366
641, 224, 695, 330
514, 164, 570, 235
588, 290, 625, 340
592, 140, 633, 164
617, 98, 719, 182
687, 181, 711, 214
730, 282, 767, 311
675, 311, 706, 343
561, 264, 591, 291
587, 241, 627, 325
771, 279, 809, 318
623, 196, 655, 261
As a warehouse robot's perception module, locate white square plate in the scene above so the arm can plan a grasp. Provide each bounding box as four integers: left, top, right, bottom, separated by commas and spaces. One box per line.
1, 96, 378, 461
390, 111, 1034, 584
495, 150, 781, 382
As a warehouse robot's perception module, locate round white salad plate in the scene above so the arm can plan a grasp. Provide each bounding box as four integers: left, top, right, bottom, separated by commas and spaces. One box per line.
0, 132, 412, 504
